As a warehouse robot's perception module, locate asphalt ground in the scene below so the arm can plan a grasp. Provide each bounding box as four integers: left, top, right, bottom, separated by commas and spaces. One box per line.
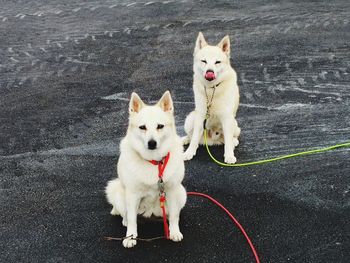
1, 1, 349, 262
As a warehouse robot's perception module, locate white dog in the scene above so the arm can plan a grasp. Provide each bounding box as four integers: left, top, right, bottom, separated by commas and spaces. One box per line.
183, 32, 240, 164
105, 91, 187, 248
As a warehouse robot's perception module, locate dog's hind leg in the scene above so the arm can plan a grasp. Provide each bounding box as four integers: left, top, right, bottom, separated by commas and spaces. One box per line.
232, 119, 240, 147
233, 137, 239, 147
233, 118, 241, 138
181, 135, 191, 145
110, 207, 119, 216
139, 196, 157, 218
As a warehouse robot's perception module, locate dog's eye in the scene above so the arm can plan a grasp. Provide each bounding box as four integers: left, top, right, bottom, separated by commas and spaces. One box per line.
139, 125, 147, 130
157, 124, 164, 129
201, 60, 207, 64
215, 61, 221, 64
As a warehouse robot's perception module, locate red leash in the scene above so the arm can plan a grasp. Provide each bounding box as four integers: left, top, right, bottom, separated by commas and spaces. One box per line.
149, 152, 171, 239
149, 154, 260, 262
187, 192, 260, 263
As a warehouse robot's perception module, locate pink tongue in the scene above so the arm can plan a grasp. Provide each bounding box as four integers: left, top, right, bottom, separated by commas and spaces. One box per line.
205, 71, 215, 80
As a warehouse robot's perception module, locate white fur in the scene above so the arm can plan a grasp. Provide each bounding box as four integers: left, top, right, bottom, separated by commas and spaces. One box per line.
105, 91, 187, 248
182, 111, 239, 146
183, 32, 241, 163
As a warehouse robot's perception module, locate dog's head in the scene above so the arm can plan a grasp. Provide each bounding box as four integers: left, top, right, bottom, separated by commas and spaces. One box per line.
127, 91, 176, 161
193, 32, 231, 85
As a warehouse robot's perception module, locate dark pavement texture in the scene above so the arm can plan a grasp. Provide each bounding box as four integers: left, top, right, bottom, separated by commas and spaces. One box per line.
1, 1, 350, 262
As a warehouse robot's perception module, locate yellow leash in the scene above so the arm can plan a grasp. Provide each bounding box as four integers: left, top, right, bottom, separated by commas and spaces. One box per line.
203, 129, 350, 167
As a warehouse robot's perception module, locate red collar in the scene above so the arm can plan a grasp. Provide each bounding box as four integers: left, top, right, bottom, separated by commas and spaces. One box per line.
148, 152, 170, 179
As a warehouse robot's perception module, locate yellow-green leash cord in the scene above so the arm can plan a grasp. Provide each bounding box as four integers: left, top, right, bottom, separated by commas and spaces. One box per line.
203, 129, 350, 167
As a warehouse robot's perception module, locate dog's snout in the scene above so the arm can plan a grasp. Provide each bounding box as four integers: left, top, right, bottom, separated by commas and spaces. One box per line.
206, 69, 214, 74
147, 139, 157, 150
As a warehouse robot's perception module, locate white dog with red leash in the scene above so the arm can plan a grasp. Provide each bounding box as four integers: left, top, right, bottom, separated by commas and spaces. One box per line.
105, 91, 187, 248
183, 32, 240, 164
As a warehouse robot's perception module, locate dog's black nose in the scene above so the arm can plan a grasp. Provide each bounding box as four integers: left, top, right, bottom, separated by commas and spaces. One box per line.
148, 139, 157, 150
206, 69, 214, 74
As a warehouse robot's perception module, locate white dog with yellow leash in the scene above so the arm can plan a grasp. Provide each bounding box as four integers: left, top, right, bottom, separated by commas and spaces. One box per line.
183, 32, 240, 164
105, 91, 187, 248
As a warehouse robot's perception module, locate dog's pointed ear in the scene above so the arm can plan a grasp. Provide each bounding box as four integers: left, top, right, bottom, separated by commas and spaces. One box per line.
217, 35, 230, 57
157, 91, 173, 113
129, 92, 144, 114
194, 32, 208, 54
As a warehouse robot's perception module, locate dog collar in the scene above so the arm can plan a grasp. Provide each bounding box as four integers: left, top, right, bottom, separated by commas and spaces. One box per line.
148, 152, 170, 197
207, 81, 222, 89
148, 152, 170, 166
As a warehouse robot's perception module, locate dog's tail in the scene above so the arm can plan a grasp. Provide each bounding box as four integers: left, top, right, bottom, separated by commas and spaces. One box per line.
105, 179, 123, 206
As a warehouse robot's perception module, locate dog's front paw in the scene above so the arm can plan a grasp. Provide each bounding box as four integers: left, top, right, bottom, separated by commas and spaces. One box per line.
183, 149, 196, 161
224, 155, 237, 164
170, 231, 183, 242
123, 236, 137, 248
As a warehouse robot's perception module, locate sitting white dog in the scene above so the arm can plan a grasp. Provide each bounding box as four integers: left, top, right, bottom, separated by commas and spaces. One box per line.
183, 32, 241, 163
105, 91, 187, 248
